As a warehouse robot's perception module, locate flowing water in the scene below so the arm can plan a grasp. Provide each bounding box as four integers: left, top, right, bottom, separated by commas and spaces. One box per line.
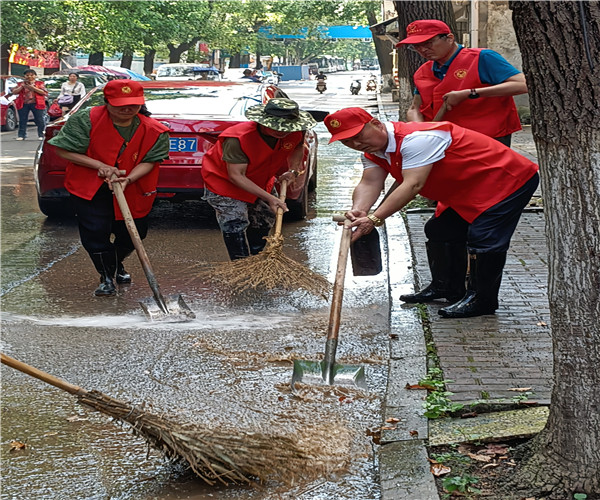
1, 73, 395, 499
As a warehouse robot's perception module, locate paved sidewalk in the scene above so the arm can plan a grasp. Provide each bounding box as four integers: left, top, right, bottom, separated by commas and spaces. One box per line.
376, 92, 551, 499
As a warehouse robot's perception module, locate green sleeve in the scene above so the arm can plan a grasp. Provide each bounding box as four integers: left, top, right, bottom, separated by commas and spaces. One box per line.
142, 131, 170, 163
221, 137, 249, 164
47, 108, 92, 153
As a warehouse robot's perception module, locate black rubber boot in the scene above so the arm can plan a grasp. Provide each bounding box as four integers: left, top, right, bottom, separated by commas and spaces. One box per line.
222, 232, 250, 260
115, 248, 133, 284
90, 251, 117, 296
400, 241, 467, 303
246, 227, 271, 255
438, 252, 507, 318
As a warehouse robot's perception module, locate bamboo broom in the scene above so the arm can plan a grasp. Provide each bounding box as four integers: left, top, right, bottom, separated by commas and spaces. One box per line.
1, 353, 346, 486
203, 179, 330, 298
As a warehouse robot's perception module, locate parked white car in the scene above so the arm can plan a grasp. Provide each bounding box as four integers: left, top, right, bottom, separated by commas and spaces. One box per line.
154, 63, 221, 81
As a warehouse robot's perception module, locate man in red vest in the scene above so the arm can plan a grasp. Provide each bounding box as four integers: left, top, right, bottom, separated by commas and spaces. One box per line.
392, 20, 529, 305
11, 69, 48, 140
324, 107, 539, 318
49, 80, 170, 296
397, 19, 526, 146
202, 98, 316, 260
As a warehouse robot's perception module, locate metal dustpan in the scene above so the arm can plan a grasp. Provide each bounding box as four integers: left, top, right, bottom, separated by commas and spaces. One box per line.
291, 218, 366, 390
112, 178, 195, 322
139, 293, 196, 322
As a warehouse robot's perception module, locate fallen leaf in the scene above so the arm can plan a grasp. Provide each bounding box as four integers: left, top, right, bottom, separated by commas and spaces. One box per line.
485, 444, 509, 455
482, 462, 500, 469
405, 383, 435, 391
458, 444, 473, 454
508, 387, 532, 392
431, 463, 451, 476
389, 333, 399, 339
505, 460, 517, 466
365, 427, 381, 445
386, 417, 400, 424
409, 430, 419, 437
9, 441, 26, 451
467, 452, 492, 462
537, 321, 547, 327
381, 425, 397, 431
460, 412, 478, 418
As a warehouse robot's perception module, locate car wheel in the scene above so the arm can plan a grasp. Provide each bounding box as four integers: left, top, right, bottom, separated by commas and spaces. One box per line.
308, 157, 317, 192
2, 107, 17, 131
37, 196, 74, 218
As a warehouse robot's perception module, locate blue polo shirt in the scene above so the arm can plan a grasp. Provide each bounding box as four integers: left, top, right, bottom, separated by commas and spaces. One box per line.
414, 45, 521, 94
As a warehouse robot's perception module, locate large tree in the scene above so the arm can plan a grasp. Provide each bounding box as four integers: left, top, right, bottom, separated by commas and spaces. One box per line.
506, 1, 600, 497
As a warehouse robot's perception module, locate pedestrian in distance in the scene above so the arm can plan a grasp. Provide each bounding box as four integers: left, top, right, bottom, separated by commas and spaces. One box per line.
324, 107, 539, 318
398, 19, 527, 147
48, 79, 170, 296
241, 69, 262, 83
55, 72, 86, 113
395, 19, 529, 305
202, 98, 317, 260
11, 69, 48, 140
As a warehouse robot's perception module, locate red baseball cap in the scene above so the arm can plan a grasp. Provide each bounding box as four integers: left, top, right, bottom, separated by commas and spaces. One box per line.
103, 79, 145, 106
324, 108, 374, 143
396, 20, 451, 46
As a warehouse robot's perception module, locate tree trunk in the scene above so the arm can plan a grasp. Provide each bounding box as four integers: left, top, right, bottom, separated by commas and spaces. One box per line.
143, 50, 156, 76
393, 0, 457, 115
88, 52, 104, 66
229, 53, 241, 68
167, 38, 200, 63
120, 50, 133, 69
506, 1, 600, 497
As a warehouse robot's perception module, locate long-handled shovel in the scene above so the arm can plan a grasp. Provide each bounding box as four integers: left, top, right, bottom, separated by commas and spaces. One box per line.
111, 177, 194, 321
291, 218, 367, 389
0, 352, 326, 486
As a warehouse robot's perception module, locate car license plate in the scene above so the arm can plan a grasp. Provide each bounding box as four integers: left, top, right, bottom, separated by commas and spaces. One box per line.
169, 137, 198, 152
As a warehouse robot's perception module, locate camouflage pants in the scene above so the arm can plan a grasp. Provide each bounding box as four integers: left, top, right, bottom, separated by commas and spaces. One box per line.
203, 188, 276, 233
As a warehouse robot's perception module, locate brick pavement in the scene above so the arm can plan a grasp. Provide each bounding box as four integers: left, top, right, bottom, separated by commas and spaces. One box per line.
405, 211, 553, 405
377, 92, 552, 407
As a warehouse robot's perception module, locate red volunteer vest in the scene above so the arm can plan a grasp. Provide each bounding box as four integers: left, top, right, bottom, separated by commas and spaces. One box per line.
64, 106, 168, 219
201, 121, 303, 203
365, 121, 538, 223
14, 81, 47, 110
414, 48, 522, 138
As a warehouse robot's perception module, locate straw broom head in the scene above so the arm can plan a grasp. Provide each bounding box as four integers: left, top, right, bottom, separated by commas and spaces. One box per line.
78, 390, 349, 486
201, 234, 331, 299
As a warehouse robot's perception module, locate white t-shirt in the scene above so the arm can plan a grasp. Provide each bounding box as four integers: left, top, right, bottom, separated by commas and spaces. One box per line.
361, 122, 452, 170
59, 81, 86, 98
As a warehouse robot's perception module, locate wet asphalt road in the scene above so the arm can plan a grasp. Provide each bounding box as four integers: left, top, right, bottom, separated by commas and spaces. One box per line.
1, 72, 399, 499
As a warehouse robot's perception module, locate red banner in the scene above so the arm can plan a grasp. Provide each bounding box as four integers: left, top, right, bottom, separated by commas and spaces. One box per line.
9, 44, 59, 68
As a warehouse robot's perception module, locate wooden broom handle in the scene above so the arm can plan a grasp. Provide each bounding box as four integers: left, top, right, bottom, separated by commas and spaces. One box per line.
433, 100, 449, 121
273, 179, 288, 238
1, 352, 87, 396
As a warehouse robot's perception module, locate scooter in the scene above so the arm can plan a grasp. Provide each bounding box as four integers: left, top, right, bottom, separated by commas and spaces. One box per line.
316, 80, 327, 94
350, 80, 361, 95
366, 75, 377, 92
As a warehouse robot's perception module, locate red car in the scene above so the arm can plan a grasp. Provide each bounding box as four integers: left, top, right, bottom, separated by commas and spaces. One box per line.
0, 93, 18, 131
34, 80, 318, 219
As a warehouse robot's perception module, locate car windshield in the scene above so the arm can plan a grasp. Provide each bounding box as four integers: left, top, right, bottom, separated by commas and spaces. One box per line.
76, 85, 264, 117
156, 65, 209, 78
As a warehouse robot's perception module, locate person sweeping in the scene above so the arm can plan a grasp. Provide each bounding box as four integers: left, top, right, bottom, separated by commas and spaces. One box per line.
201, 98, 316, 260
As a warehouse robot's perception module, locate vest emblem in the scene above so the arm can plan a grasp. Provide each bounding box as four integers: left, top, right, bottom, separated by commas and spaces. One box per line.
282, 142, 294, 150
132, 152, 139, 162
454, 69, 468, 79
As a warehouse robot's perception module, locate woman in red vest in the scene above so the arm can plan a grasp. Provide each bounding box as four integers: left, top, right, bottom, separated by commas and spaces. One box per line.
324, 107, 539, 318
48, 80, 170, 297
11, 69, 48, 140
202, 98, 316, 260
